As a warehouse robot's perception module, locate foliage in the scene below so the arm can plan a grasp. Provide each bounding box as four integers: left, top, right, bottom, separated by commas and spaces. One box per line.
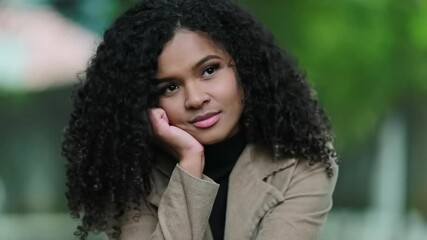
239, 0, 427, 152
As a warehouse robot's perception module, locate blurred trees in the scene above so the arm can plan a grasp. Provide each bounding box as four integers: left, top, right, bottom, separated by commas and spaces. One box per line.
240, 0, 427, 152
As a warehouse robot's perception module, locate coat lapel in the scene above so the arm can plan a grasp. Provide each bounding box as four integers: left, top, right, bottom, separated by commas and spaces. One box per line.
224, 144, 296, 240
147, 144, 296, 240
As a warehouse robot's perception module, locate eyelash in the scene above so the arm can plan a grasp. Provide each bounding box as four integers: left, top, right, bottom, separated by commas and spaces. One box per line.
202, 64, 220, 78
157, 63, 221, 96
159, 83, 179, 96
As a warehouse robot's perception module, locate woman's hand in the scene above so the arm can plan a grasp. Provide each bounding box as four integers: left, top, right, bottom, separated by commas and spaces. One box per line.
148, 108, 205, 178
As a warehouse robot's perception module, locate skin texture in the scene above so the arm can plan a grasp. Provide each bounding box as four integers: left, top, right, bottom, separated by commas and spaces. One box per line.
148, 30, 244, 178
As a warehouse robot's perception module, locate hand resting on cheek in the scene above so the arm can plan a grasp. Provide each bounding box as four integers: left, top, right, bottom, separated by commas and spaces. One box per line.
148, 108, 205, 178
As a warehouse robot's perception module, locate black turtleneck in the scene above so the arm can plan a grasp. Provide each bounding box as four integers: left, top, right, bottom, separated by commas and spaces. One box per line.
203, 131, 247, 240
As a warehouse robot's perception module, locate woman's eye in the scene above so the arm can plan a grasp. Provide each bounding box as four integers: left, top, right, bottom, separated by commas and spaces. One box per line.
160, 84, 179, 95
202, 64, 219, 77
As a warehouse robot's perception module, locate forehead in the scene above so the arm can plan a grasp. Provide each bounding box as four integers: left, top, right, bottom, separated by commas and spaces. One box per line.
157, 30, 227, 76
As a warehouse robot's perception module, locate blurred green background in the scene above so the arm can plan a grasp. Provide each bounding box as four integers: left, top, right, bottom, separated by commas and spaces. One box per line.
0, 0, 426, 239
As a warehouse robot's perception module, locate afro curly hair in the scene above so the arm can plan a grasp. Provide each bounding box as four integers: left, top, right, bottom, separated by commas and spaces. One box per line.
62, 0, 338, 238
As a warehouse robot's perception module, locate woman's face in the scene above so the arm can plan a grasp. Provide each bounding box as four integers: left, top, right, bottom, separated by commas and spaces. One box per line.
155, 30, 244, 145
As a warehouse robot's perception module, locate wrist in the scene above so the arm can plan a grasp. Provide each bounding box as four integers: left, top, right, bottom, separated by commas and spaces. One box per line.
179, 151, 205, 178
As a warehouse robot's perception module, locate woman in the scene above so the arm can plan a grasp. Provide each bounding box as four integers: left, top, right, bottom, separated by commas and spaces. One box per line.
62, 0, 339, 239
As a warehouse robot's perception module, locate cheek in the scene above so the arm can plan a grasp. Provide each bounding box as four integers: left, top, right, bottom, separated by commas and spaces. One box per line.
218, 80, 243, 105
211, 71, 242, 99
158, 99, 184, 124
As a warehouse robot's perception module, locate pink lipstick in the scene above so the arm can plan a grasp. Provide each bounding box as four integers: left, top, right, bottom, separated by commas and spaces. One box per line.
191, 112, 220, 128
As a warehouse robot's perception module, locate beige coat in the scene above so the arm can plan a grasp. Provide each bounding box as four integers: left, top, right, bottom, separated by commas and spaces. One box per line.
106, 144, 338, 240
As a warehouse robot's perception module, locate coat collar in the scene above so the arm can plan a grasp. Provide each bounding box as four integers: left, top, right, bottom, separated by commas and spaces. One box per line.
224, 144, 296, 239
147, 144, 297, 239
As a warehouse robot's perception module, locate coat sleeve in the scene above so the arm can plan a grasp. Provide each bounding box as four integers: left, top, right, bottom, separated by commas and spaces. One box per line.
255, 160, 339, 240
106, 164, 219, 240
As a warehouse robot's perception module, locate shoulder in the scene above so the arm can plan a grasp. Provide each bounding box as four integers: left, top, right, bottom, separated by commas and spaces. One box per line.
247, 144, 338, 194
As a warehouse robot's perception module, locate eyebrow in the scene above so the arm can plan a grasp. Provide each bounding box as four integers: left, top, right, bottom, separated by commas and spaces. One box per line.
192, 55, 222, 71
155, 55, 222, 84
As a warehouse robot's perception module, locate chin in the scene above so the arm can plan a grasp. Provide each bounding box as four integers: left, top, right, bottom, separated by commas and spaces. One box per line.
192, 124, 240, 145
197, 137, 223, 145
196, 131, 234, 145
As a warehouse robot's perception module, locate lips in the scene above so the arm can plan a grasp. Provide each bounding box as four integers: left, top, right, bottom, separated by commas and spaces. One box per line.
190, 112, 221, 128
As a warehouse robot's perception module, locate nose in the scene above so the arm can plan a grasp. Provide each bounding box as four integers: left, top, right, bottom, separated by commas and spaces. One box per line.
184, 82, 210, 109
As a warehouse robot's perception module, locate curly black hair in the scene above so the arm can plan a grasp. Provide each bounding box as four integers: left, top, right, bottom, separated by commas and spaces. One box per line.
62, 0, 338, 239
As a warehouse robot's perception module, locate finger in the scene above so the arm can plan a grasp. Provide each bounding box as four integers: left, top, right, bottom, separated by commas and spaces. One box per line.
148, 108, 161, 119
159, 110, 169, 123
148, 108, 162, 126
148, 108, 170, 137
148, 108, 161, 132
